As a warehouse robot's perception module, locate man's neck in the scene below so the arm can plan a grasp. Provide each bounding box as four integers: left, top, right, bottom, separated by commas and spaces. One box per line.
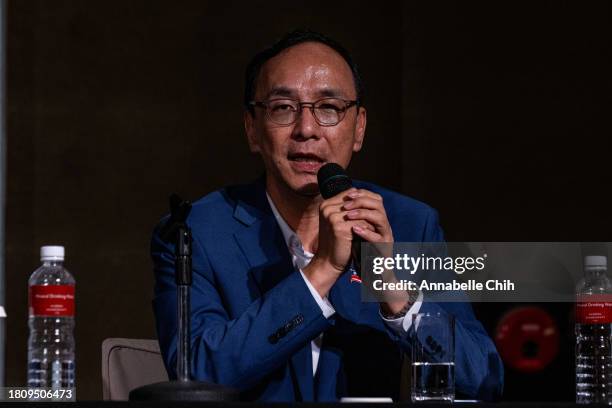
266, 177, 321, 253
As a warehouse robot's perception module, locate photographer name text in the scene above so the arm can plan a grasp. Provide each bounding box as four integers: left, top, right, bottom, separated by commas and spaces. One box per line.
372, 279, 515, 292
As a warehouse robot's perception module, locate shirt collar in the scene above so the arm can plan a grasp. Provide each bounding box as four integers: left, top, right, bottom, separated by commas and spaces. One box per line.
266, 192, 313, 260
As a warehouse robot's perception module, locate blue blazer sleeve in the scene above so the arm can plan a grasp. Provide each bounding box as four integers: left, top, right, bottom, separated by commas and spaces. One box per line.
151, 222, 331, 391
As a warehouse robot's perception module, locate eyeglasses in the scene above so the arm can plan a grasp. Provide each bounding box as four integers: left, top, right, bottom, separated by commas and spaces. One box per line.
249, 98, 359, 126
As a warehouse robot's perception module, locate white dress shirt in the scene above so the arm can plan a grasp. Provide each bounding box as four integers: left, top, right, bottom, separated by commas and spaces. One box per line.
265, 193, 422, 375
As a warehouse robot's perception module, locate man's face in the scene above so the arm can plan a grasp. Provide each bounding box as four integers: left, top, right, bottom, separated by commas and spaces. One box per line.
245, 42, 366, 196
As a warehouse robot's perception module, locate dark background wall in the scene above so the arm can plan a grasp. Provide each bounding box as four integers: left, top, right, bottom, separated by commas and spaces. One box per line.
5, 0, 611, 400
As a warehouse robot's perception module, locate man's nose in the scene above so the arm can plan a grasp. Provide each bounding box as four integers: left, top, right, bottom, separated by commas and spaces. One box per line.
291, 106, 320, 140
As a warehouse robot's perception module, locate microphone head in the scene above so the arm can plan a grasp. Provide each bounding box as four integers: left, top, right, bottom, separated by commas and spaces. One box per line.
317, 163, 352, 199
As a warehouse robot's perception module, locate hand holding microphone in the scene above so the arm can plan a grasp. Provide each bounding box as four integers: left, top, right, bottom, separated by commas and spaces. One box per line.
302, 163, 394, 298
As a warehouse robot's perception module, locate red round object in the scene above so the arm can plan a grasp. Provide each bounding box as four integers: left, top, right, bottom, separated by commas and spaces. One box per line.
494, 306, 559, 373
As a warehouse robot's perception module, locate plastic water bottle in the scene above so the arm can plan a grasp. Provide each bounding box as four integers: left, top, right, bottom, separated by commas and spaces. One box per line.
576, 255, 612, 404
27, 246, 75, 389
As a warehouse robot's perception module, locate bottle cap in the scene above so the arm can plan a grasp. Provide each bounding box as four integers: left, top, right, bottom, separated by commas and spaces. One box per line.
584, 255, 607, 268
40, 245, 65, 261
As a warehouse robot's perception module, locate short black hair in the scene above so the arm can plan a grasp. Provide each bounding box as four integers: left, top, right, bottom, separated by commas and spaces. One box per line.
244, 29, 363, 112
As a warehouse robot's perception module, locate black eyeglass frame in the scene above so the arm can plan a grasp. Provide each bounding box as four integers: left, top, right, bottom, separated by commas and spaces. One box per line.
248, 97, 360, 126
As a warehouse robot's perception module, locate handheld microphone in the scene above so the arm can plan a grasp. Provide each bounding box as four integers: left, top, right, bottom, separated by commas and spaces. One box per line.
317, 163, 362, 277
317, 163, 352, 199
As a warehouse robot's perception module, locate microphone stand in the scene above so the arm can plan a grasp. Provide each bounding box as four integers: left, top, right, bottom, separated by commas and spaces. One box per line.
130, 194, 239, 401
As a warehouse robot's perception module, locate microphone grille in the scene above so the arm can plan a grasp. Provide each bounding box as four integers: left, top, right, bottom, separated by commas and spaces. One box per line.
317, 163, 352, 199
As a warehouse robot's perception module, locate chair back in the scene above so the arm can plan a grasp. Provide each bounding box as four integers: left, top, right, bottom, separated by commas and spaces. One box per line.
101, 338, 168, 400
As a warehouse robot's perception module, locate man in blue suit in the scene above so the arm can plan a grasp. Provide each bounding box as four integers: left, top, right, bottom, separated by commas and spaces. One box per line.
152, 29, 503, 401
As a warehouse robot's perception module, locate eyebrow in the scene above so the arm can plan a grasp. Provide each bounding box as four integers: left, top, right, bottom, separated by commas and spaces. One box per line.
265, 87, 349, 100
318, 88, 345, 99
266, 87, 296, 99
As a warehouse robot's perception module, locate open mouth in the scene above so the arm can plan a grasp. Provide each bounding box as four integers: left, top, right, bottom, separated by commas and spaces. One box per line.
287, 152, 326, 173
287, 152, 325, 163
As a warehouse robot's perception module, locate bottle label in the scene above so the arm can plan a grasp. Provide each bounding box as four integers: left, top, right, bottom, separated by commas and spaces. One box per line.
29, 285, 75, 317
576, 294, 612, 324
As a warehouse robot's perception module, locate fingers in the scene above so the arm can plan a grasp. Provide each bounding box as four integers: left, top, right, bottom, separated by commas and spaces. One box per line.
320, 187, 359, 222
345, 189, 382, 203
344, 208, 388, 230
351, 220, 376, 232
342, 196, 384, 212
321, 188, 381, 210
328, 212, 375, 236
320, 187, 358, 208
341, 190, 388, 229
341, 189, 392, 239
319, 187, 392, 241
352, 224, 383, 241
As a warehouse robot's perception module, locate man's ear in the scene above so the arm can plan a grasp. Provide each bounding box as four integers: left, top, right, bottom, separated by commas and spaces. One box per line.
244, 110, 261, 153
352, 106, 367, 152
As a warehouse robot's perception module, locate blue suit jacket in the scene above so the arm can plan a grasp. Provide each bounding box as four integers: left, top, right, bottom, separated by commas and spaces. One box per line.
152, 178, 503, 401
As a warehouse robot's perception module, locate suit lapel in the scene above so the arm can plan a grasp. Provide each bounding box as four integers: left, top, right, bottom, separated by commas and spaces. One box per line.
231, 179, 315, 401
